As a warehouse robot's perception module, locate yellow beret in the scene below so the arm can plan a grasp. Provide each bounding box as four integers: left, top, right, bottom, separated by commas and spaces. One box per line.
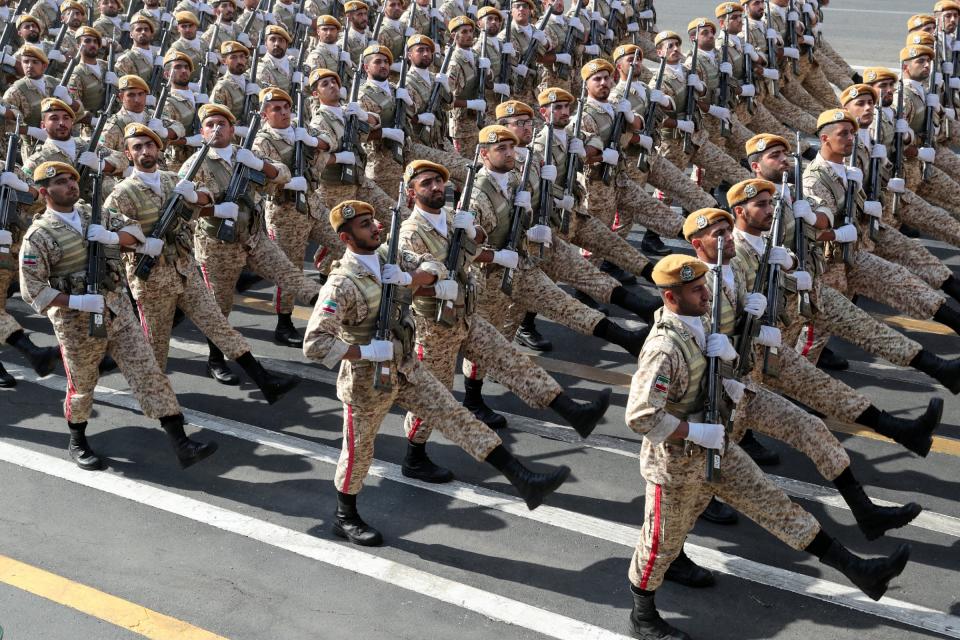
900, 45, 935, 62
118, 74, 149, 91
163, 50, 194, 70
15, 14, 39, 28
651, 254, 709, 287
16, 44, 48, 64
221, 40, 250, 55
537, 86, 574, 106
174, 10, 200, 25
129, 12, 157, 29
495, 100, 535, 120
906, 31, 935, 47
317, 15, 342, 28
33, 161, 80, 183
362, 43, 393, 63
406, 34, 435, 49
839, 83, 878, 106
198, 102, 237, 124
477, 5, 501, 19
715, 2, 741, 17
687, 17, 718, 33
60, 0, 86, 15
682, 207, 734, 240
580, 58, 614, 81
404, 159, 449, 184
123, 121, 164, 150
259, 86, 291, 104
816, 108, 858, 131
344, 0, 367, 11
309, 67, 341, 86
40, 97, 75, 118
613, 43, 641, 62
478, 124, 518, 145
265, 24, 293, 42
448, 15, 475, 31
727, 178, 775, 207
511, 0, 536, 8
75, 26, 102, 41
907, 14, 935, 30
330, 199, 375, 232
935, 0, 960, 12
862, 67, 897, 84
654, 30, 681, 47
744, 133, 789, 156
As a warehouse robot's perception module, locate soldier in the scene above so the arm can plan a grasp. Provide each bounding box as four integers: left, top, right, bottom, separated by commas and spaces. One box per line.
400, 0, 439, 44
375, 0, 412, 65
506, 0, 555, 108
256, 24, 294, 95
404, 34, 456, 159
18, 160, 218, 470
158, 51, 201, 170
343, 0, 374, 65
46, 0, 85, 66
200, 0, 246, 50
1, 45, 84, 139
302, 199, 571, 546
13, 14, 43, 50
305, 15, 351, 76
537, 0, 576, 95
99, 75, 171, 160
624, 253, 909, 640
211, 40, 260, 123
446, 16, 489, 157
273, 0, 312, 37
67, 26, 116, 124
167, 11, 206, 83
473, 5, 511, 120
92, 0, 125, 45
115, 13, 160, 83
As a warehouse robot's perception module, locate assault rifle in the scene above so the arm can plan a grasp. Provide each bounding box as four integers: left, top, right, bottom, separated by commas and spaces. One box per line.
704, 234, 727, 481
372, 182, 409, 390
337, 21, 352, 83
240, 27, 266, 123
556, 0, 581, 81
0, 117, 33, 271
922, 22, 939, 180
636, 55, 666, 172
437, 147, 481, 326
891, 77, 905, 216
717, 25, 730, 138
535, 109, 554, 258
600, 48, 638, 185
761, 172, 788, 377
559, 80, 586, 233
339, 64, 366, 184
499, 147, 533, 295
292, 84, 309, 213
85, 151, 108, 337
475, 31, 488, 128
865, 106, 882, 242
216, 113, 265, 241
793, 130, 812, 318
498, 5, 513, 101
77, 99, 117, 183
742, 13, 755, 114
840, 134, 859, 266
419, 44, 453, 141
386, 40, 411, 165
763, 0, 779, 96
516, 6, 552, 90
785, 0, 799, 76
681, 25, 700, 154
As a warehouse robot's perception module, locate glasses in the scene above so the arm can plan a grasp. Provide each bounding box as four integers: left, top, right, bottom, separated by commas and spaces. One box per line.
506, 118, 534, 129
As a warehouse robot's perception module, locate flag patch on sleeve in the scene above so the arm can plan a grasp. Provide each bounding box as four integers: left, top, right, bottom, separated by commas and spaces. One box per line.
320, 299, 338, 314
654, 375, 670, 393
21, 254, 37, 266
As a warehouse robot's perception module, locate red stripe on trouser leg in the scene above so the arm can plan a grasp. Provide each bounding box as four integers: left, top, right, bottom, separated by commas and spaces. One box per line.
314, 247, 329, 269
467, 360, 478, 379
200, 263, 213, 291
653, 189, 665, 201
639, 484, 663, 590
136, 300, 150, 339
801, 324, 815, 357
275, 286, 282, 313
408, 417, 423, 441
60, 346, 74, 423
342, 404, 355, 493
416, 343, 424, 361
612, 210, 624, 232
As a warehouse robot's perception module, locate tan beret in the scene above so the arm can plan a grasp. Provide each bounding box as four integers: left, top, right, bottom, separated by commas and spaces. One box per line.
406, 34, 434, 49
907, 14, 936, 30
221, 40, 250, 55
198, 102, 237, 124
478, 124, 518, 145
727, 178, 776, 207
129, 12, 157, 29
651, 253, 709, 287
862, 67, 897, 84
935, 0, 960, 12
448, 15, 475, 31
15, 14, 39, 28
259, 86, 292, 104
163, 50, 194, 70
174, 10, 200, 25
682, 207, 735, 240
477, 5, 501, 19
40, 97, 75, 118
118, 74, 149, 91
906, 31, 935, 47
537, 86, 574, 106
613, 43, 642, 62
33, 161, 80, 183
265, 24, 293, 42
16, 44, 48, 64
60, 0, 87, 15
495, 100, 535, 120
403, 159, 450, 184
316, 15, 342, 27
362, 43, 393, 63
816, 108, 858, 131
75, 26, 102, 41
687, 17, 718, 33
124, 121, 165, 150
309, 67, 341, 86
715, 1, 741, 17
330, 199, 375, 231
581, 57, 614, 81
900, 45, 934, 62
654, 30, 681, 47
839, 83, 878, 106
344, 0, 368, 11
744, 133, 789, 156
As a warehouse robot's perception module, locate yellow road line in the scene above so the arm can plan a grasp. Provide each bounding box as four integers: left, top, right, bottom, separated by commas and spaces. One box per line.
874, 313, 955, 336
0, 555, 228, 640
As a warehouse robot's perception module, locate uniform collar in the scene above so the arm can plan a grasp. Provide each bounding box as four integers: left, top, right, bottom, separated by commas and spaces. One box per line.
345, 249, 382, 282
414, 205, 447, 236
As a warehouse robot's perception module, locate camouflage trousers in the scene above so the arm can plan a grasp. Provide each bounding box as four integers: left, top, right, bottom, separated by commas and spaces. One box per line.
742, 99, 813, 153
562, 211, 650, 278
52, 294, 180, 423
126, 259, 250, 372
818, 38, 856, 82
660, 133, 752, 193
265, 199, 328, 315
643, 153, 717, 213
314, 179, 398, 273
805, 54, 845, 103
781, 72, 827, 117
450, 113, 480, 159
403, 313, 561, 444
911, 161, 960, 217
933, 146, 960, 188
629, 442, 820, 591
538, 236, 620, 304
763, 90, 819, 135
335, 358, 502, 495
873, 224, 951, 289
584, 172, 684, 241
0, 267, 22, 343
889, 189, 960, 247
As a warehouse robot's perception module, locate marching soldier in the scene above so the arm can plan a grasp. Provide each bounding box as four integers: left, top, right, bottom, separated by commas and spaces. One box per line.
168, 11, 206, 83
115, 13, 160, 83
200, 0, 246, 50
446, 16, 488, 157
305, 15, 351, 75
2, 45, 84, 138
67, 26, 115, 122
158, 51, 201, 170
211, 40, 260, 123
91, 0, 125, 46
99, 75, 172, 159
343, 0, 374, 65
256, 25, 295, 95
375, 0, 412, 64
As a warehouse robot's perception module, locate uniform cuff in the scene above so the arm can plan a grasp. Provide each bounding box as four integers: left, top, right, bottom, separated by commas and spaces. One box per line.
321, 338, 350, 369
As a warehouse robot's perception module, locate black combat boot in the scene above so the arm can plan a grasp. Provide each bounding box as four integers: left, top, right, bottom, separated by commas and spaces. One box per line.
6, 329, 58, 376
854, 399, 942, 456
549, 389, 612, 438
809, 531, 910, 601
664, 546, 715, 588
234, 270, 263, 293
941, 275, 960, 305
462, 377, 507, 429
0, 360, 15, 387
802, 145, 819, 161
593, 318, 649, 356
611, 286, 662, 323
401, 441, 454, 483
599, 259, 637, 285
699, 497, 738, 525
909, 349, 960, 394
273, 312, 304, 348
514, 312, 553, 351
333, 491, 383, 546
640, 230, 670, 256
235, 352, 300, 404
628, 586, 692, 639
160, 414, 218, 469
574, 289, 609, 314
67, 421, 102, 470
485, 445, 569, 510
172, 307, 186, 328
832, 468, 922, 540
738, 429, 780, 466
933, 302, 960, 337
816, 346, 848, 370
98, 354, 118, 373
206, 339, 239, 385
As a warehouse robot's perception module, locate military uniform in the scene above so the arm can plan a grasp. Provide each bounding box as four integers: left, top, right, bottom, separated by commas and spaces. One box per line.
256, 53, 294, 94
67, 59, 110, 118
168, 37, 206, 83
447, 43, 484, 156
160, 89, 198, 168
115, 47, 158, 83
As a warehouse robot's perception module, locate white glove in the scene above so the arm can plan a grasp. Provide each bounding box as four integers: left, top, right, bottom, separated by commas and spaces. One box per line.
513, 190, 532, 210
104, 71, 119, 86
708, 104, 730, 122
340, 86, 348, 100
756, 325, 782, 348
52, 85, 71, 103
540, 164, 557, 182
802, 34, 815, 46
926, 93, 941, 109
389, 61, 402, 73
514, 63, 529, 77
744, 42, 758, 60
146, 95, 157, 107
686, 422, 725, 449
769, 246, 792, 268
0, 229, 10, 245
295, 127, 318, 147
833, 223, 858, 243
206, 51, 220, 64
740, 83, 756, 98
174, 179, 199, 203
199, 1, 213, 13
345, 101, 368, 120
601, 147, 619, 165
295, 11, 312, 25
802, 2, 815, 15
554, 194, 574, 210
605, 29, 614, 40
291, 71, 303, 86
381, 263, 413, 286
245, 82, 260, 95
77, 151, 100, 171
532, 29, 546, 45
721, 377, 746, 404
334, 150, 356, 164
492, 249, 519, 269
568, 137, 586, 157
766, 28, 779, 40
616, 99, 635, 122
434, 72, 451, 92
237, 33, 252, 47
637, 9, 654, 19
845, 166, 863, 185
676, 119, 695, 134
395, 87, 413, 106
918, 146, 937, 163
161, 10, 174, 24
686, 72, 702, 88
48, 50, 66, 64
236, 148, 265, 171
762, 67, 780, 81
68, 294, 105, 314
501, 42, 516, 56
650, 88, 669, 107
862, 200, 882, 218
794, 270, 812, 291
185, 134, 204, 147
951, 77, 960, 91
555, 52, 571, 65
935, 72, 944, 88
0, 53, 14, 67
488, 82, 508, 98
706, 333, 737, 361
188, 82, 200, 92
0, 171, 28, 192
339, 50, 352, 63
783, 46, 800, 60
86, 223, 119, 245
637, 134, 653, 151
526, 224, 551, 245
744, 292, 767, 317
452, 210, 477, 240
195, 93, 210, 105
583, 44, 600, 55
359, 339, 393, 361
147, 118, 164, 132
434, 279, 459, 300
478, 56, 491, 70
626, 21, 639, 33
466, 99, 487, 112
792, 199, 816, 225
136, 237, 164, 256
719, 61, 733, 76
284, 176, 308, 191
380, 127, 405, 144
886, 177, 905, 193
417, 112, 436, 127
235, 125, 251, 139
870, 143, 886, 159
429, 7, 443, 19
787, 10, 799, 20
213, 202, 239, 219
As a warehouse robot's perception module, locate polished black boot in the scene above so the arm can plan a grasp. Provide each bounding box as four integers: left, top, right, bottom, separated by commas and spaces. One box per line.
699, 497, 738, 525
712, 182, 731, 209
851, 71, 863, 84
610, 286, 662, 323
273, 312, 304, 348
549, 388, 612, 438
574, 289, 609, 314
664, 546, 715, 588
234, 270, 263, 293
593, 318, 649, 357
599, 260, 637, 285
801, 145, 819, 162
235, 352, 300, 404
809, 531, 910, 601
832, 468, 922, 540
0, 360, 15, 388
67, 421, 102, 470
462, 377, 507, 429
909, 349, 960, 394
401, 441, 454, 483
98, 354, 118, 373
172, 307, 186, 328
628, 586, 692, 640
160, 414, 218, 469
933, 302, 960, 337
816, 346, 848, 371
639, 230, 670, 256
738, 429, 780, 466
206, 339, 239, 385
332, 490, 383, 546
941, 275, 960, 305
855, 399, 943, 456
514, 312, 553, 351
486, 445, 569, 510
6, 330, 58, 377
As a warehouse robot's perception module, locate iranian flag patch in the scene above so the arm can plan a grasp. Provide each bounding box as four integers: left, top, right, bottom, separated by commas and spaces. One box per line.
654, 375, 670, 393
21, 254, 37, 267
320, 299, 338, 314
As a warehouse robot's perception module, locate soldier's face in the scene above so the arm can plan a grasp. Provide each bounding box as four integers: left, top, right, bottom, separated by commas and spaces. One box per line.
723, 14, 743, 34
20, 56, 46, 79
411, 171, 446, 210
314, 76, 341, 103
132, 23, 154, 46
64, 9, 84, 28
665, 279, 710, 317
874, 79, 895, 106
453, 25, 474, 47
845, 96, 874, 127
540, 101, 570, 127
385, 0, 403, 20
18, 23, 39, 43
942, 10, 959, 33
178, 22, 198, 39
737, 193, 774, 234
225, 51, 248, 74
754, 147, 791, 182
616, 54, 642, 78
216, 2, 236, 20
920, 23, 936, 35
511, 1, 530, 25
586, 70, 612, 100
99, 0, 119, 16
692, 27, 715, 50
125, 136, 160, 170
409, 43, 433, 67
40, 174, 81, 209
203, 116, 235, 146
481, 140, 516, 172
745, 0, 763, 20
168, 60, 192, 85
658, 40, 681, 64
503, 115, 533, 145
693, 221, 735, 263
905, 56, 931, 81
262, 99, 292, 128
349, 9, 368, 29
364, 53, 390, 80
341, 214, 381, 251
267, 34, 288, 57
80, 36, 100, 57
120, 88, 147, 112
481, 15, 502, 35
318, 25, 339, 43
547, 0, 562, 14
821, 122, 855, 156
43, 110, 75, 140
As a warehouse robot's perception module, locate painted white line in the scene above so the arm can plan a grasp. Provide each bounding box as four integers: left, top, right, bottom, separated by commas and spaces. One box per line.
11, 367, 960, 638
824, 8, 917, 15
0, 441, 631, 640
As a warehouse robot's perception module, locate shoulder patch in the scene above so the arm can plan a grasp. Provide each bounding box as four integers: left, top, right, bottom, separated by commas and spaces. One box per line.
21, 254, 37, 266
653, 374, 670, 393
320, 298, 338, 314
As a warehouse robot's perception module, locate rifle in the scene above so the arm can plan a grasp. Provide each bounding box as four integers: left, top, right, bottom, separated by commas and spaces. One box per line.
292, 85, 309, 213
437, 147, 480, 326
419, 44, 453, 140
922, 31, 938, 181
369, 8, 385, 42
197, 17, 222, 96
101, 47, 117, 113
428, 0, 439, 44
337, 20, 352, 83
133, 126, 220, 280
799, 0, 814, 63
474, 31, 488, 128
516, 6, 552, 90
216, 112, 266, 241
535, 109, 554, 258
637, 0, 655, 32
742, 13, 755, 114
386, 40, 411, 165
152, 75, 172, 121
85, 151, 108, 337
792, 130, 812, 318
292, 0, 309, 45
0, 0, 31, 73
499, 147, 533, 295
77, 98, 117, 183
339, 64, 367, 184
717, 25, 730, 138
704, 233, 726, 481
148, 20, 175, 94
240, 0, 266, 35
497, 7, 512, 101
865, 106, 882, 242
603, 0, 620, 55
840, 134, 859, 266
118, 0, 139, 50
240, 27, 266, 122
559, 80, 586, 233
331, 0, 342, 19
58, 54, 81, 89
289, 24, 310, 106
763, 0, 779, 96
556, 0, 581, 80
48, 20, 71, 71
0, 116, 34, 271
372, 181, 408, 390
600, 48, 638, 185
636, 55, 665, 172
939, 16, 954, 139
681, 25, 700, 154
760, 172, 788, 377
892, 77, 905, 217
785, 0, 799, 76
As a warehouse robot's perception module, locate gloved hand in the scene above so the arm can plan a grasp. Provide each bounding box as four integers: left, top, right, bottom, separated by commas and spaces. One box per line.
236, 148, 264, 170
793, 199, 816, 224
395, 87, 413, 106
555, 52, 571, 65
195, 93, 210, 104
213, 202, 239, 220
466, 99, 486, 112
389, 61, 403, 73
291, 71, 304, 86
514, 190, 532, 210
945, 107, 956, 121
601, 147, 619, 165
381, 127, 405, 144
783, 46, 800, 59
540, 164, 557, 182
295, 127, 318, 147
686, 72, 704, 92
381, 263, 413, 286
0, 229, 12, 245
951, 77, 960, 91
616, 99, 635, 123
295, 11, 312, 25
744, 42, 758, 60
676, 119, 695, 134
235, 126, 250, 139
514, 63, 529, 77
68, 294, 105, 314
493, 82, 510, 96
686, 422, 725, 449
359, 339, 393, 362
757, 325, 782, 348
583, 43, 600, 56
721, 377, 745, 404
478, 56, 491, 70
492, 248, 519, 269
185, 134, 204, 147
833, 223, 858, 243
845, 166, 863, 185
862, 200, 882, 218
501, 42, 516, 56
887, 177, 905, 193
706, 333, 737, 361
345, 101, 368, 120
77, 151, 100, 171
86, 223, 119, 245
871, 144, 888, 159
568, 137, 586, 157
48, 50, 66, 64
174, 179, 199, 203
453, 210, 477, 239
245, 82, 261, 95
626, 21, 639, 33
650, 88, 670, 107
136, 237, 164, 256
237, 32, 253, 47
744, 292, 767, 317
206, 51, 220, 64
719, 61, 733, 75
636, 8, 654, 19
146, 95, 157, 107
918, 146, 937, 163
417, 112, 436, 127
339, 50, 352, 63
0, 171, 28, 192
434, 279, 458, 301
762, 67, 780, 81
708, 104, 730, 122
284, 176, 307, 191
637, 134, 653, 151
105, 71, 119, 86
740, 83, 756, 97
525, 224, 551, 245
434, 72, 451, 92
532, 29, 547, 44
553, 194, 574, 210
793, 270, 812, 291
926, 93, 941, 109
334, 150, 356, 164
896, 119, 911, 135
769, 246, 792, 268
